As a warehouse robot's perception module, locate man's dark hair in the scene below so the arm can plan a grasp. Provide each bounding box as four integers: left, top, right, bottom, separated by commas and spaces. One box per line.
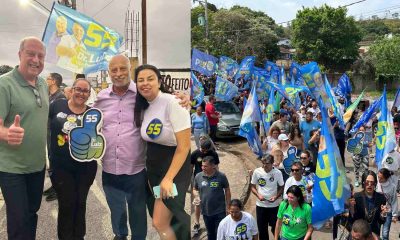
352, 219, 372, 239
230, 199, 243, 210
75, 73, 86, 80
261, 154, 274, 164
208, 94, 215, 102
202, 155, 217, 165
50, 73, 63, 88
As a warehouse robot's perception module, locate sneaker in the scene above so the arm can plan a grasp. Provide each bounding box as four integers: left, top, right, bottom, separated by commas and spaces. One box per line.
43, 186, 55, 196
192, 223, 200, 235
355, 181, 360, 187
45, 192, 57, 202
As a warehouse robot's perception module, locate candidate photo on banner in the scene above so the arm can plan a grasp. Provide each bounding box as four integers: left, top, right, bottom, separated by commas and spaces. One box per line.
42, 2, 123, 74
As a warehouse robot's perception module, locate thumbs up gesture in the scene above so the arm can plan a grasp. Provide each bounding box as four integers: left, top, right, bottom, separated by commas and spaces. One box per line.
1, 115, 24, 146
346, 132, 364, 154
69, 108, 106, 162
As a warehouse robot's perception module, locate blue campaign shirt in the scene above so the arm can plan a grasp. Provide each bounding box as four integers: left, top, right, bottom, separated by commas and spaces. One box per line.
300, 119, 321, 148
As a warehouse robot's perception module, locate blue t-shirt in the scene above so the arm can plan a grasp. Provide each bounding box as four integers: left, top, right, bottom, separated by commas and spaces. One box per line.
192, 113, 207, 129
300, 120, 321, 148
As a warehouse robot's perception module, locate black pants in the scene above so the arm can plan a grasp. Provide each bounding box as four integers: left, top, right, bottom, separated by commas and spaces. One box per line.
51, 163, 97, 240
256, 205, 278, 240
203, 212, 226, 240
0, 168, 45, 240
210, 125, 218, 142
337, 138, 346, 167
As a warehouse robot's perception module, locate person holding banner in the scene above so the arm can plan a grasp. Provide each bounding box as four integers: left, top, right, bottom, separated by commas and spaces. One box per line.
0, 37, 49, 240
48, 78, 97, 239
274, 185, 313, 240
134, 64, 191, 240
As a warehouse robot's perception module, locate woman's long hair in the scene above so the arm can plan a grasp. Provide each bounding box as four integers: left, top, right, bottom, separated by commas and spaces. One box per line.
285, 185, 306, 209
133, 64, 173, 128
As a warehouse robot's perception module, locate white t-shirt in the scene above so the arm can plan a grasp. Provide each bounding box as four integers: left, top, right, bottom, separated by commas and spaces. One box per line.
382, 150, 400, 172
140, 92, 190, 146
251, 167, 284, 208
382, 150, 400, 186
217, 212, 258, 240
283, 176, 312, 203
264, 136, 279, 154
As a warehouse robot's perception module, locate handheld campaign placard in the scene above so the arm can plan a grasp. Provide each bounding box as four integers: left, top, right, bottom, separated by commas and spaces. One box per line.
282, 146, 300, 175
69, 108, 106, 162
346, 132, 365, 155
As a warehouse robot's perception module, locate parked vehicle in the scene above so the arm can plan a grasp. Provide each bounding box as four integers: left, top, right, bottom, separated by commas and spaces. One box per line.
202, 96, 242, 138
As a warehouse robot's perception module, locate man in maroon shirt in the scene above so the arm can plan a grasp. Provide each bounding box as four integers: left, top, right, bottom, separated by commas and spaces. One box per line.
205, 95, 220, 143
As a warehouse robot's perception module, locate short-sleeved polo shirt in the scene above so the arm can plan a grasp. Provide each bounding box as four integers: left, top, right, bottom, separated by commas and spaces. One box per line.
0, 66, 49, 173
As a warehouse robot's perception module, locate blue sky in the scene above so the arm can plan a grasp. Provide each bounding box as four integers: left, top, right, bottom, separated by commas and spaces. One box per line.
200, 0, 400, 25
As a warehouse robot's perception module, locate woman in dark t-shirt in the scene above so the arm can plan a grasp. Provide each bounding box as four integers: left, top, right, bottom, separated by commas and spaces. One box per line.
48, 78, 97, 239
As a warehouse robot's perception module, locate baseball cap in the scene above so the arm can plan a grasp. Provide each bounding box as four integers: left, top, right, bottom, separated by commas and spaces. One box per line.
278, 133, 289, 141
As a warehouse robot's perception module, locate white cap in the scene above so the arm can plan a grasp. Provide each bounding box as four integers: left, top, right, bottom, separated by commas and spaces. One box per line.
278, 133, 289, 141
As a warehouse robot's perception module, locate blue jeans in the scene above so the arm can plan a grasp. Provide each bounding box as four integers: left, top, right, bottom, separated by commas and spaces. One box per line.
203, 212, 226, 240
381, 212, 392, 240
0, 169, 45, 240
102, 170, 147, 240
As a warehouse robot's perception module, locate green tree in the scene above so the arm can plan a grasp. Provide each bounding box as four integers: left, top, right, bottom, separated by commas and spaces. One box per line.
368, 35, 400, 78
292, 5, 362, 71
191, 5, 280, 64
358, 20, 390, 41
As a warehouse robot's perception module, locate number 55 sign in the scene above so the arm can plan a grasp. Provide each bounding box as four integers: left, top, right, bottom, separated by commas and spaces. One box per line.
69, 108, 106, 162
42, 2, 123, 74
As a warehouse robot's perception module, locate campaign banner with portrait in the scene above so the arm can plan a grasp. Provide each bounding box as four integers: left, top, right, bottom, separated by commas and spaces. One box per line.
191, 48, 218, 77
42, 2, 123, 74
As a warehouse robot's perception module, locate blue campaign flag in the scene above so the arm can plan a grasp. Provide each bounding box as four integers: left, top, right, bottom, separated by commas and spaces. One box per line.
289, 62, 303, 85
280, 66, 288, 86
239, 85, 263, 157
324, 74, 345, 129
262, 88, 275, 134
312, 97, 350, 227
219, 56, 239, 79
375, 87, 397, 168
234, 56, 255, 82
42, 2, 123, 74
301, 62, 331, 110
394, 88, 400, 109
251, 70, 269, 100
335, 73, 352, 108
191, 48, 218, 77
215, 76, 239, 101
266, 81, 310, 105
191, 71, 204, 107
253, 66, 268, 77
350, 97, 382, 134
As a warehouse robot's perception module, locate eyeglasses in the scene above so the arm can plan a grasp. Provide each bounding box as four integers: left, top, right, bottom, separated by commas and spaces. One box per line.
72, 87, 90, 94
291, 168, 301, 172
300, 157, 308, 160
31, 87, 42, 108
